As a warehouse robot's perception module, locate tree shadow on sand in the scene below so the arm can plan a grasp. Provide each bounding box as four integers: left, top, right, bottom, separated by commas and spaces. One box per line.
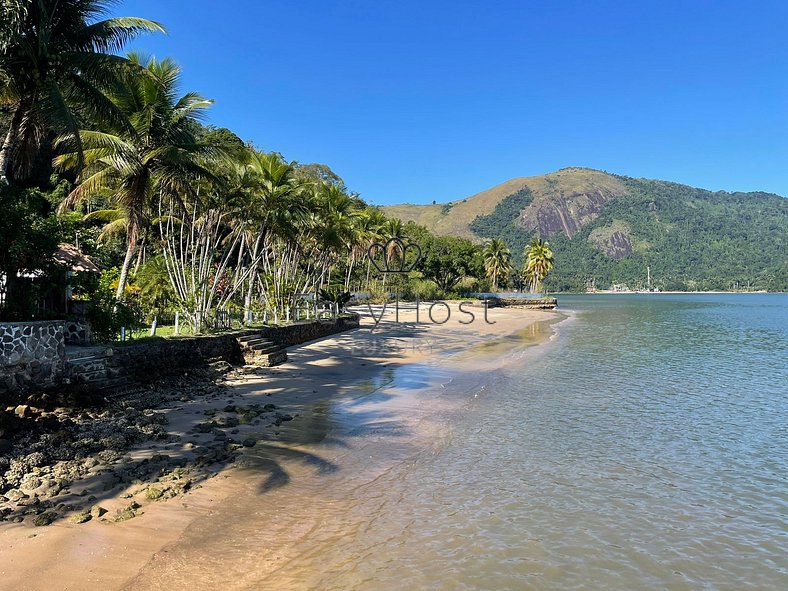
0, 324, 432, 526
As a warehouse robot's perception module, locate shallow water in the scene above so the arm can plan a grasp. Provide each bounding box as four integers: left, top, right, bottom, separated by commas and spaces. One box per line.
130, 294, 788, 590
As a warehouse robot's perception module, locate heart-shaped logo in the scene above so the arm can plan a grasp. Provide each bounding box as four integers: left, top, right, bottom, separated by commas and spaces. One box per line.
367, 238, 422, 274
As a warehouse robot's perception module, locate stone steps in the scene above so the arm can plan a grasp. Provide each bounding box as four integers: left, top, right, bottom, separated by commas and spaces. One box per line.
95, 377, 132, 396
66, 354, 111, 385
236, 334, 287, 367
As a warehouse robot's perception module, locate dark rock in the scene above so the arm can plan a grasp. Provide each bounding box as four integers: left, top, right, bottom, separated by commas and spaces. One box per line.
90, 505, 107, 518
33, 512, 55, 526
71, 510, 92, 524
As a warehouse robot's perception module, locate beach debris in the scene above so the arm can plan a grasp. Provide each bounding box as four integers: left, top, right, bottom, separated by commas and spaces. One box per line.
0, 367, 297, 523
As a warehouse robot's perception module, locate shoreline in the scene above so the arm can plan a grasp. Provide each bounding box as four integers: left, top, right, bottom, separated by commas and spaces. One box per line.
565, 290, 775, 295
0, 304, 564, 590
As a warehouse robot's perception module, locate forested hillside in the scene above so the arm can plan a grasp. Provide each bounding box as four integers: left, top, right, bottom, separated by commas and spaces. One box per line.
386, 169, 788, 292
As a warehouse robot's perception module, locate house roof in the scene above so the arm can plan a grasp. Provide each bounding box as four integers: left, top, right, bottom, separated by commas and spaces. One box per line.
53, 243, 101, 273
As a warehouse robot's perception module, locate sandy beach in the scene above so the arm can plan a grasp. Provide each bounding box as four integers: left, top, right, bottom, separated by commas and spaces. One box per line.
0, 303, 562, 591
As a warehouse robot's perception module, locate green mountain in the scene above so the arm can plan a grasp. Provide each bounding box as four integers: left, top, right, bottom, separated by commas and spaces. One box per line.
383, 168, 788, 291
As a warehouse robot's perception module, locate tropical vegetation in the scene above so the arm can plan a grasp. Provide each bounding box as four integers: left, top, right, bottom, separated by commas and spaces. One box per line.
0, 0, 530, 335
421, 169, 788, 292
522, 238, 554, 294
482, 239, 513, 291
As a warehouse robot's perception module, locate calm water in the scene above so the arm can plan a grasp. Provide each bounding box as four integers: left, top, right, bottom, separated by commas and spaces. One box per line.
131, 294, 788, 590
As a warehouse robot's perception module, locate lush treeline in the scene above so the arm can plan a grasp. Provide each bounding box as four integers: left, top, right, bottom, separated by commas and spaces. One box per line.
1, 1, 554, 336
470, 175, 788, 292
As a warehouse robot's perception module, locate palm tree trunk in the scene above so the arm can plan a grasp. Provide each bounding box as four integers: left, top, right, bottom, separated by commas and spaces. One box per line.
244, 271, 257, 325
0, 97, 31, 183
116, 234, 138, 302
133, 243, 145, 274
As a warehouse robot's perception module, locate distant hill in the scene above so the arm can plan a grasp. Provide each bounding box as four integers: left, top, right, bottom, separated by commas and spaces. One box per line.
383, 168, 788, 291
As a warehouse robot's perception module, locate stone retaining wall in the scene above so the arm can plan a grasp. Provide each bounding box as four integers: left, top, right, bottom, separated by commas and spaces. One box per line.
257, 314, 361, 347
0, 321, 65, 393
64, 319, 91, 346
485, 297, 558, 310
73, 313, 360, 389
3, 314, 360, 394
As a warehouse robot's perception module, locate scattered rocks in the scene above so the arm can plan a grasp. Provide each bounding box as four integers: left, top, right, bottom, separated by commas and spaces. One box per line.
0, 368, 296, 523
90, 505, 107, 519
20, 474, 42, 490
71, 510, 92, 524
115, 502, 142, 522
144, 487, 163, 501
4, 488, 26, 503
33, 512, 55, 526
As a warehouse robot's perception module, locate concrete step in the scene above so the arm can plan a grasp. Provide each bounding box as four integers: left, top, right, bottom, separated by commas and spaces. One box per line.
236, 334, 264, 346
240, 337, 266, 348
73, 369, 110, 383
266, 350, 287, 367
68, 358, 108, 373
65, 346, 112, 361
96, 377, 133, 395
247, 343, 283, 354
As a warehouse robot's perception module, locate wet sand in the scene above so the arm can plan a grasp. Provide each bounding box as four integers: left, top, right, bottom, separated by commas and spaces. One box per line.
0, 304, 560, 591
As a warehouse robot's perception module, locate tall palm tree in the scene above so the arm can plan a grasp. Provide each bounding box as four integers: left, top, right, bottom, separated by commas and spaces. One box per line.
483, 238, 512, 292
0, 0, 164, 181
523, 237, 554, 294
55, 53, 214, 301
236, 150, 310, 322
358, 207, 387, 289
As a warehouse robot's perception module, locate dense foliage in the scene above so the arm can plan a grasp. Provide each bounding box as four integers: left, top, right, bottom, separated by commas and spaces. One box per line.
470, 177, 788, 292
0, 1, 502, 333
469, 187, 533, 241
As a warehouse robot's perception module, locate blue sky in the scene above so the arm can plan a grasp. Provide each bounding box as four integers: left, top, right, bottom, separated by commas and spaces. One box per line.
116, 0, 788, 205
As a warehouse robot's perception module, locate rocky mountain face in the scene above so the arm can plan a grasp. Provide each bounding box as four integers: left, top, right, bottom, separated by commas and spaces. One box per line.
384, 167, 630, 243
384, 168, 788, 291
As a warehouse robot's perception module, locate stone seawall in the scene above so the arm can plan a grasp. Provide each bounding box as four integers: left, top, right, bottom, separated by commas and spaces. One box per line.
0, 321, 65, 393
486, 297, 558, 310
257, 314, 361, 347
2, 314, 360, 394
69, 314, 361, 391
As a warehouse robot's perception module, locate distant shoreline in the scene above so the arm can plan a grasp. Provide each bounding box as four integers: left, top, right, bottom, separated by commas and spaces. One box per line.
556, 290, 777, 295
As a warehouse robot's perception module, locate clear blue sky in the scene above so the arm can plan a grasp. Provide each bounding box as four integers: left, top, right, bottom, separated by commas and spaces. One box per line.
116, 0, 788, 205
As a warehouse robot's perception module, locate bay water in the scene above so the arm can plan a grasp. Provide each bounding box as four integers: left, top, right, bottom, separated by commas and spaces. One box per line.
131, 294, 788, 590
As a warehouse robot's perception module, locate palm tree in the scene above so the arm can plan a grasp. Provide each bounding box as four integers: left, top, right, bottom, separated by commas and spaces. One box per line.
523, 237, 554, 294
56, 53, 214, 301
237, 150, 310, 322
0, 0, 164, 181
358, 207, 387, 289
483, 238, 512, 292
